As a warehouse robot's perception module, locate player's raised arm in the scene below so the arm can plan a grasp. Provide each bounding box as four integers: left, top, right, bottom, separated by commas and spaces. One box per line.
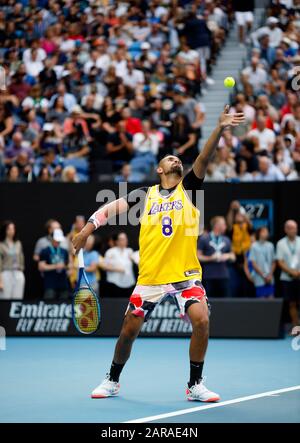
192, 105, 245, 179
72, 197, 129, 253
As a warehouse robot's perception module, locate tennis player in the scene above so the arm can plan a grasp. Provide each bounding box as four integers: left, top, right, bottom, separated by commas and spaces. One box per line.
73, 106, 245, 401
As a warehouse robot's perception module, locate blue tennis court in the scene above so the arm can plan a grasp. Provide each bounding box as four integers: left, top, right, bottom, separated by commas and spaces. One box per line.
0, 336, 299, 423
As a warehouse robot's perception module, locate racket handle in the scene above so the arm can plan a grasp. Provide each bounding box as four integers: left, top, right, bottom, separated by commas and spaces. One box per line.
78, 248, 85, 268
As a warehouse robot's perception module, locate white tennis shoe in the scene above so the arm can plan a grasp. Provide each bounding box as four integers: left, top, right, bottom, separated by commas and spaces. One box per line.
91, 375, 120, 398
186, 378, 220, 402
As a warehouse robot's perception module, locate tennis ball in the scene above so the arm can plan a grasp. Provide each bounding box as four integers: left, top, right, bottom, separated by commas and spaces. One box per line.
224, 77, 235, 88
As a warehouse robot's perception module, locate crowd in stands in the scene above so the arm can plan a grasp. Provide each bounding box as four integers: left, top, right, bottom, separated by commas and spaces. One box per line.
1, 201, 300, 325
1, 0, 298, 183
0, 0, 231, 183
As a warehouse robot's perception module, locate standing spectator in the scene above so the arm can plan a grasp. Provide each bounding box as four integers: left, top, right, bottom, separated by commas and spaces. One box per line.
232, 0, 255, 45
198, 216, 235, 298
0, 221, 25, 300
104, 232, 136, 298
276, 220, 300, 327
249, 227, 276, 298
38, 228, 69, 300
82, 235, 100, 295
33, 219, 69, 261
227, 204, 253, 297
182, 11, 214, 86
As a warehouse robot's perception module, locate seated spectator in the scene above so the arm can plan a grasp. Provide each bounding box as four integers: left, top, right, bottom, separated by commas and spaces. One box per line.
4, 132, 34, 167
249, 227, 276, 298
198, 216, 235, 298
46, 96, 69, 126
252, 16, 283, 48
6, 165, 21, 182
248, 116, 276, 153
254, 156, 285, 181
131, 120, 159, 181
241, 56, 268, 94
106, 120, 133, 172
214, 147, 236, 180
0, 103, 14, 143
235, 158, 254, 182
61, 165, 79, 183
33, 149, 63, 181
237, 139, 259, 173
170, 114, 198, 165
38, 228, 69, 300
203, 162, 225, 182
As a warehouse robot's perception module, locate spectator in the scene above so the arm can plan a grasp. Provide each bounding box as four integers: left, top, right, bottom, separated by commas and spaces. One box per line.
104, 232, 136, 298
252, 17, 283, 48
61, 165, 79, 183
241, 57, 268, 94
170, 114, 198, 165
4, 132, 33, 167
38, 228, 69, 300
276, 220, 300, 327
0, 221, 25, 300
248, 116, 276, 153
232, 0, 255, 44
235, 158, 253, 182
182, 10, 214, 86
131, 120, 159, 180
198, 216, 235, 298
249, 227, 276, 298
106, 119, 133, 171
82, 235, 100, 295
227, 205, 253, 297
33, 219, 69, 262
254, 156, 285, 181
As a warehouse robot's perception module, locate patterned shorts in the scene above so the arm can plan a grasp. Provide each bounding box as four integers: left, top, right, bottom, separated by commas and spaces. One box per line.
126, 279, 209, 322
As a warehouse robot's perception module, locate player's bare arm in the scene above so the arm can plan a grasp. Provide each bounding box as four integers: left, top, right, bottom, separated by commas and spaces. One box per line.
72, 198, 129, 253
192, 105, 245, 179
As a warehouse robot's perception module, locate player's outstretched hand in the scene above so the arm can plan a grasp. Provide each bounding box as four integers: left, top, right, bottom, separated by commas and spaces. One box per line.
219, 105, 245, 129
72, 232, 88, 254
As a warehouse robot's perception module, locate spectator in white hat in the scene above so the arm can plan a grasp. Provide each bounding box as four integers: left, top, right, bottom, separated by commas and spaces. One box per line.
252, 17, 283, 48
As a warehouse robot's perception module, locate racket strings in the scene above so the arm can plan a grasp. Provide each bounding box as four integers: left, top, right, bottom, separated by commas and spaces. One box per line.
74, 288, 100, 334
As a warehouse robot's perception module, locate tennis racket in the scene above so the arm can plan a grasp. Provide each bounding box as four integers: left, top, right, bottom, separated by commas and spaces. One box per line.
72, 249, 101, 334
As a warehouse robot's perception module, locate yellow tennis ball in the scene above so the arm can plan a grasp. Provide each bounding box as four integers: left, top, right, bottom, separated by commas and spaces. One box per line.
224, 77, 235, 88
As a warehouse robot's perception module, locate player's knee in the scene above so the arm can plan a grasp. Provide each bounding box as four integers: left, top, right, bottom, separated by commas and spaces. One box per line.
192, 315, 209, 334
121, 325, 139, 343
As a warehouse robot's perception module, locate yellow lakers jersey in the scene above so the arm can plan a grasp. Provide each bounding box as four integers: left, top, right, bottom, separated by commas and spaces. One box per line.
137, 181, 202, 285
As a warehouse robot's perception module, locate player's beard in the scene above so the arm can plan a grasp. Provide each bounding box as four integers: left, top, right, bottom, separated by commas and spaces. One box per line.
167, 164, 183, 177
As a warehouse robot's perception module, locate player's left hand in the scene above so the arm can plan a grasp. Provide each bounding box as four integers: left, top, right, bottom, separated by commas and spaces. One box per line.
219, 105, 245, 129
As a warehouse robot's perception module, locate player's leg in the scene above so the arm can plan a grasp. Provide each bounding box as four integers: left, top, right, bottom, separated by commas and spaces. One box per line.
186, 299, 220, 402
91, 285, 161, 398
112, 311, 144, 366
91, 312, 144, 398
187, 298, 209, 364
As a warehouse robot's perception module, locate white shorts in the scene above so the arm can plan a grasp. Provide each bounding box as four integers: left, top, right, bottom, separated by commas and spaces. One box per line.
126, 278, 209, 322
235, 11, 254, 26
